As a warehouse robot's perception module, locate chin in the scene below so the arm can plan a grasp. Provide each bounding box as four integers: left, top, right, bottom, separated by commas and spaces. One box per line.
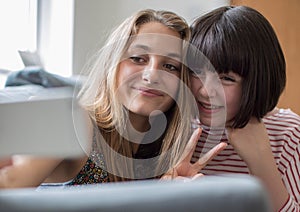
199, 117, 227, 128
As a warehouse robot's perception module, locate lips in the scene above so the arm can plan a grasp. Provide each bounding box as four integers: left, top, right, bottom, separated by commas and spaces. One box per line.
198, 101, 223, 113
137, 87, 164, 96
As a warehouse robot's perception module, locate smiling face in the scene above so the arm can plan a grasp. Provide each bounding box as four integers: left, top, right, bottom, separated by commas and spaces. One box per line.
116, 22, 183, 121
189, 69, 243, 127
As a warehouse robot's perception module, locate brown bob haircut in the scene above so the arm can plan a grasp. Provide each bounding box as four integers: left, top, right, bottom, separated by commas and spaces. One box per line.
187, 6, 286, 128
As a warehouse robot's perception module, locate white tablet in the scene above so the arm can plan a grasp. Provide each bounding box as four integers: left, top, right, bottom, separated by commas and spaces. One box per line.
0, 87, 91, 158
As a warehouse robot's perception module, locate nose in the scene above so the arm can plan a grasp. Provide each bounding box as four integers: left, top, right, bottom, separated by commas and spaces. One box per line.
198, 76, 218, 98
142, 57, 161, 84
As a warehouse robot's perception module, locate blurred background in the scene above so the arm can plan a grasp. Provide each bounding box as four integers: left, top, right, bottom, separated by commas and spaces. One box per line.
0, 0, 299, 114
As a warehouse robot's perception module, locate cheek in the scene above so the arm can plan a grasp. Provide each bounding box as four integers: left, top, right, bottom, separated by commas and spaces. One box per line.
189, 77, 202, 96
160, 72, 181, 97
225, 88, 242, 116
116, 64, 124, 88
116, 63, 135, 87
169, 80, 180, 97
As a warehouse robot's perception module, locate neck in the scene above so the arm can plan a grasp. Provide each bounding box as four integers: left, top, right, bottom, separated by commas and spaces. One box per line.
128, 111, 151, 132
265, 107, 279, 117
126, 112, 150, 154
126, 111, 167, 154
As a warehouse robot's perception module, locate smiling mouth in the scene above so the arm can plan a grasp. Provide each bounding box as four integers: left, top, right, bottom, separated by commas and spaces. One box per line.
199, 101, 223, 110
137, 87, 164, 96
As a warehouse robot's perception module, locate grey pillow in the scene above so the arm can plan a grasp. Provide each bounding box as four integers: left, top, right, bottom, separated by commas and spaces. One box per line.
0, 175, 272, 212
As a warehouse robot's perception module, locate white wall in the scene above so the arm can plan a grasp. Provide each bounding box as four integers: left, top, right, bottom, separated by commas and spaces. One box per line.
39, 0, 229, 76
72, 0, 229, 75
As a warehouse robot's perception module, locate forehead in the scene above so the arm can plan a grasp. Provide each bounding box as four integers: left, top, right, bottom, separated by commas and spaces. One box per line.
137, 22, 180, 37
128, 22, 183, 59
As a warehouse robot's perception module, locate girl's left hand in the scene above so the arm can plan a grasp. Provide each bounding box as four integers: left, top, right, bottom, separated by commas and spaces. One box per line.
226, 117, 271, 168
161, 128, 227, 180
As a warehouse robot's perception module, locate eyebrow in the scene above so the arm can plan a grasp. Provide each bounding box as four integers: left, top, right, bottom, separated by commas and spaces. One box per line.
129, 44, 182, 60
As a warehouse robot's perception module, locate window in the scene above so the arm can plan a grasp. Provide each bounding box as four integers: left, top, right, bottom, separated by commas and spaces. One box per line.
38, 0, 74, 77
0, 0, 37, 71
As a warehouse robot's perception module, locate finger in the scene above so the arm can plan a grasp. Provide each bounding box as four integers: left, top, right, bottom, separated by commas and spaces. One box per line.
191, 173, 205, 180
195, 142, 227, 170
160, 167, 178, 180
174, 176, 190, 181
179, 128, 202, 163
160, 174, 173, 180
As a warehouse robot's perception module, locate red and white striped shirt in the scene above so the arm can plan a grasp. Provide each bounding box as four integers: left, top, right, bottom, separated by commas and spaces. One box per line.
191, 108, 300, 212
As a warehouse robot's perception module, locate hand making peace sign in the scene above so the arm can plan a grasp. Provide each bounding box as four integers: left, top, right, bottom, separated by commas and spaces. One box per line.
161, 128, 227, 180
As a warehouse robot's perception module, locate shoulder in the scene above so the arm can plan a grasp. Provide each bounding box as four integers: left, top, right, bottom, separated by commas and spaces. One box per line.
264, 108, 300, 131
263, 108, 299, 153
264, 109, 299, 173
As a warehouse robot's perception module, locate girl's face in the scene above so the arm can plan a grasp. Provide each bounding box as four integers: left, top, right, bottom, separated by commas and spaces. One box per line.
189, 69, 243, 127
117, 22, 183, 118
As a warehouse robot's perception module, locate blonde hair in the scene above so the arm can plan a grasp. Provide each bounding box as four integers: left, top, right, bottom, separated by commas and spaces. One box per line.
78, 9, 194, 181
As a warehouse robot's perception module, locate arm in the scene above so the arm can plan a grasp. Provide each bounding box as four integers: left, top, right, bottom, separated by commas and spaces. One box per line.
226, 117, 291, 212
0, 155, 63, 188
